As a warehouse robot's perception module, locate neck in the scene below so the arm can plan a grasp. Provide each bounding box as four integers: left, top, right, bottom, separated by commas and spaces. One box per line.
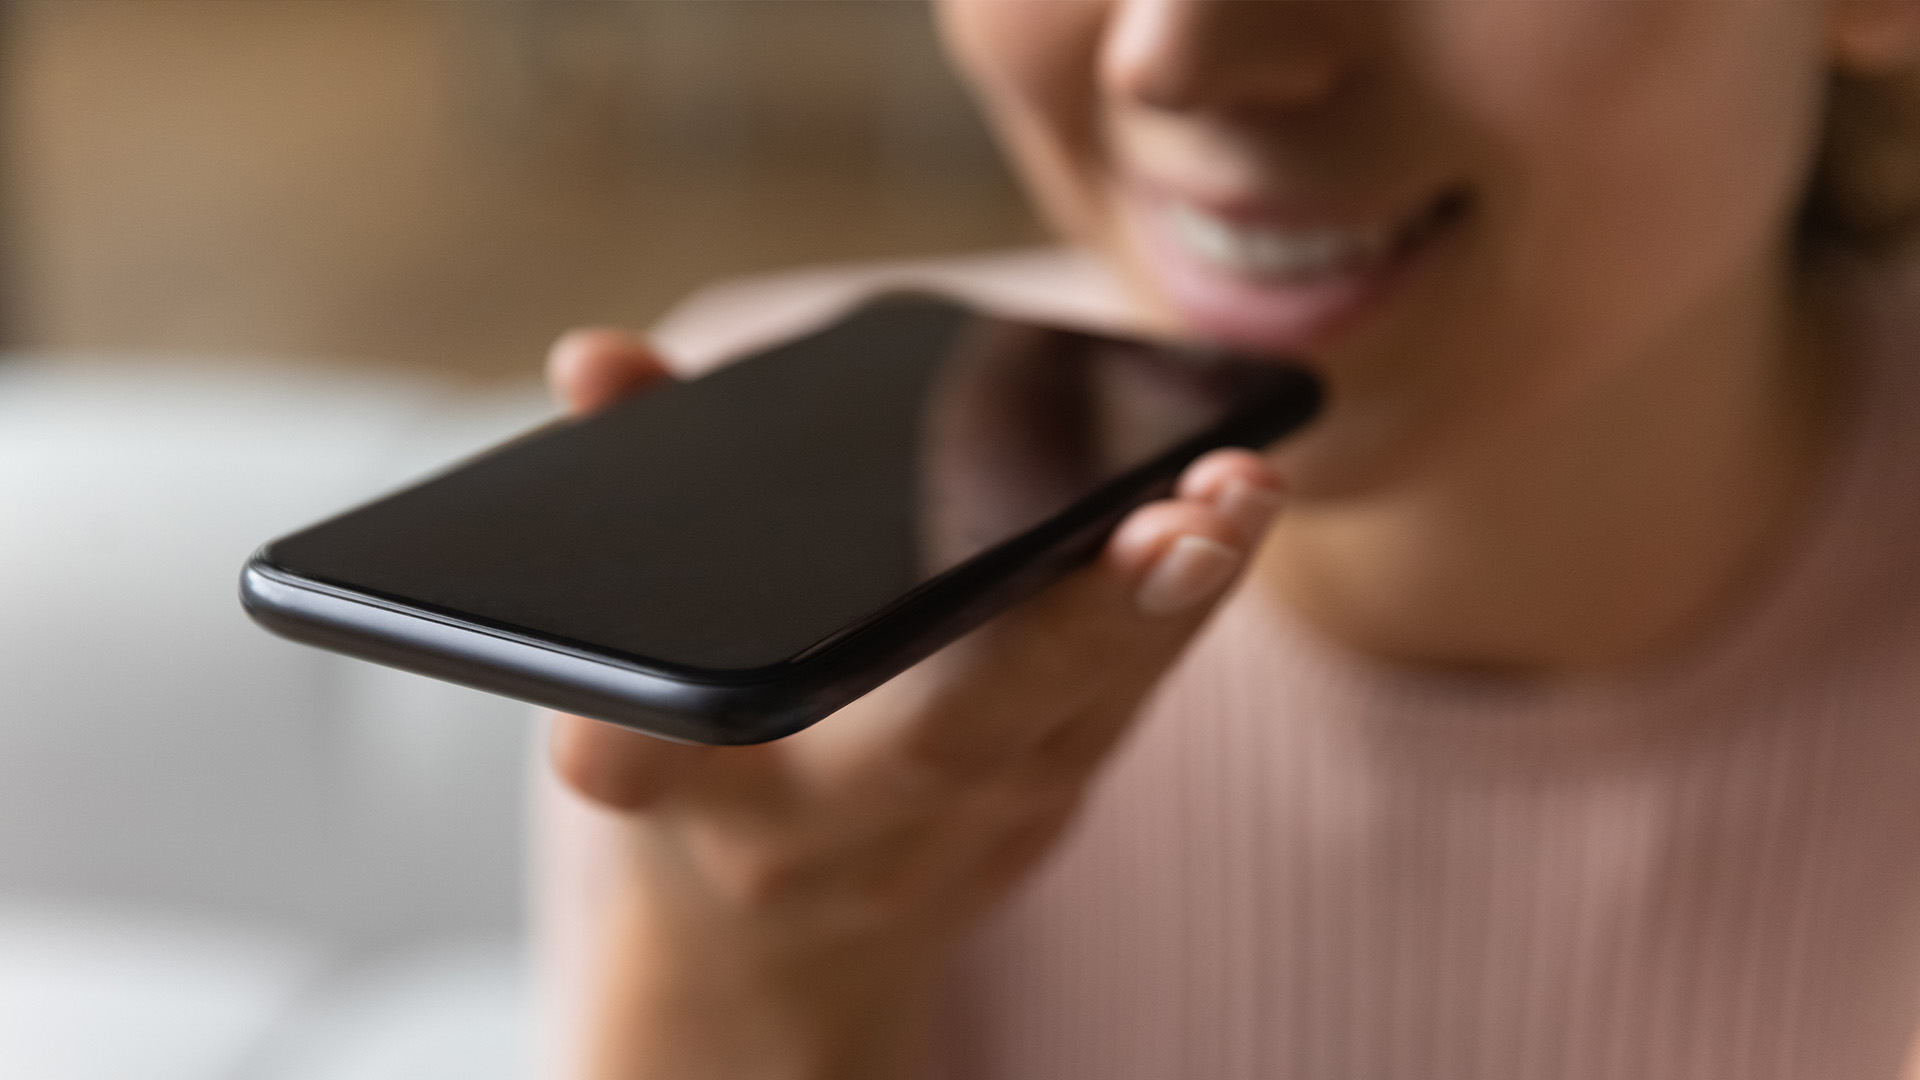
1258, 255, 1845, 675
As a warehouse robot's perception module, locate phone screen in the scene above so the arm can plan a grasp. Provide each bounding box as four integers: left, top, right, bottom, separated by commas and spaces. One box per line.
262, 295, 1313, 674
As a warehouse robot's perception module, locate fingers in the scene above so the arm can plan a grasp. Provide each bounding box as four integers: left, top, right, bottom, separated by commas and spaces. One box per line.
1105, 447, 1281, 615
1104, 450, 1281, 615
837, 447, 1282, 790
546, 327, 673, 416
549, 711, 707, 811
1174, 448, 1286, 548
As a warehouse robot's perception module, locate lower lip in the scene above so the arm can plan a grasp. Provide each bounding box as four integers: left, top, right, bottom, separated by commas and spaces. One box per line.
1122, 198, 1449, 356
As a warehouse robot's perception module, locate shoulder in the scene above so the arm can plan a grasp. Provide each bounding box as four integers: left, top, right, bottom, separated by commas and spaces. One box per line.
646, 246, 1142, 376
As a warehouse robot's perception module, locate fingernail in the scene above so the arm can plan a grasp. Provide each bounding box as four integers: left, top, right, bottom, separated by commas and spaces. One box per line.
1213, 477, 1282, 541
1136, 534, 1242, 616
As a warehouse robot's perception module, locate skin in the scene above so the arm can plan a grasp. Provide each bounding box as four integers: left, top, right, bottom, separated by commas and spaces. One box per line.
547, 3, 1920, 1078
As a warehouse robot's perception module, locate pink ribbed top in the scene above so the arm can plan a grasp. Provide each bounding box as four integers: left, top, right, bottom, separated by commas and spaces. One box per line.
934, 260, 1920, 1079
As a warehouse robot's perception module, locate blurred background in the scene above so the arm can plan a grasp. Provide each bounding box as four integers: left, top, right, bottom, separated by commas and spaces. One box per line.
0, 4, 1039, 1078
0, 0, 1039, 378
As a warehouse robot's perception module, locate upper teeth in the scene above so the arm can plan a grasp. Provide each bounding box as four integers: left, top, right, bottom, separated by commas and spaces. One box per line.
1165, 202, 1394, 281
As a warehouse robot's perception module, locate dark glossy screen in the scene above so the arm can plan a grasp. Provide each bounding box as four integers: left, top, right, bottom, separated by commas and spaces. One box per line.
265, 295, 1316, 673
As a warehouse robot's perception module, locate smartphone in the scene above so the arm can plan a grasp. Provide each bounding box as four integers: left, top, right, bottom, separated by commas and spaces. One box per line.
241, 293, 1320, 744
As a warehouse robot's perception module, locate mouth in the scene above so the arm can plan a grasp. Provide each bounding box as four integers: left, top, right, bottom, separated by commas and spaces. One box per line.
1123, 184, 1473, 354
1164, 189, 1467, 283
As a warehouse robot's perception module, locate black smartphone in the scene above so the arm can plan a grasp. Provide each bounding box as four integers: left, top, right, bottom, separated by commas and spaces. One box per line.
241, 293, 1319, 744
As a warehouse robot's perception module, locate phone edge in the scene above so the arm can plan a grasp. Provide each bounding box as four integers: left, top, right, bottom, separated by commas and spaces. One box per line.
239, 557, 828, 745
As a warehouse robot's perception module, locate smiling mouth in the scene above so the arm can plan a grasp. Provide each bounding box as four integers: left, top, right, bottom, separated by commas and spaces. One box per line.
1160, 188, 1471, 284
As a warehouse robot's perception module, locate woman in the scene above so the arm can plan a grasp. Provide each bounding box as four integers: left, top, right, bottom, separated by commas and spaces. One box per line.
540, 3, 1920, 1077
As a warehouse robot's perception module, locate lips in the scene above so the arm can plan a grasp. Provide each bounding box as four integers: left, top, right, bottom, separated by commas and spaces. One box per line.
1123, 185, 1470, 354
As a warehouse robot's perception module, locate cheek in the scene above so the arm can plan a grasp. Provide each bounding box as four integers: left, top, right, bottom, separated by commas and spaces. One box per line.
1285, 4, 1832, 495
1426, 2, 1827, 366
936, 0, 1113, 242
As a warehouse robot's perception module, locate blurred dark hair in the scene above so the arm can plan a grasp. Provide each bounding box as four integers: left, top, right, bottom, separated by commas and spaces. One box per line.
1805, 62, 1920, 252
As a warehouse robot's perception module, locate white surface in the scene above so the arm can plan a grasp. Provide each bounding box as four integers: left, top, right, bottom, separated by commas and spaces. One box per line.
0, 902, 322, 1080
0, 356, 551, 1078
249, 942, 529, 1080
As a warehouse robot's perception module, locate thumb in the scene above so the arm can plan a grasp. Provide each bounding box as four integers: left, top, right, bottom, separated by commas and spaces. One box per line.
546, 327, 673, 416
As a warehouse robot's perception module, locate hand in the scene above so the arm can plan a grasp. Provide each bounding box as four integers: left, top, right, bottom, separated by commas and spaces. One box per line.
543, 325, 1283, 1080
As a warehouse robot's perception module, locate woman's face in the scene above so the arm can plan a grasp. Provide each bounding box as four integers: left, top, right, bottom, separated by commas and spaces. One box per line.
937, 0, 1856, 497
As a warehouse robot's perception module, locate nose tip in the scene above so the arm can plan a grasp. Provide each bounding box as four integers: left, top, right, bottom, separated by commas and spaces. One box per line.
1102, 0, 1349, 115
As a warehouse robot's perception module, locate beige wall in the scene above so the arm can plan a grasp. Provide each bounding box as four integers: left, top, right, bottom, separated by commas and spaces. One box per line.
0, 1, 1040, 380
